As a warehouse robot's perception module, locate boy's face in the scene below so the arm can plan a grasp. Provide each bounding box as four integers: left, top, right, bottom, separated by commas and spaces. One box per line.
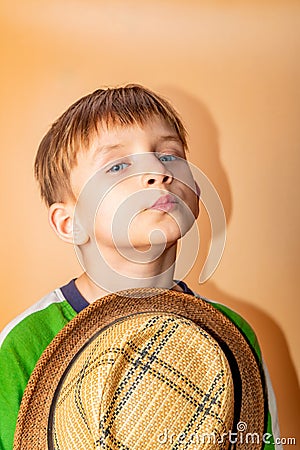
70, 117, 199, 257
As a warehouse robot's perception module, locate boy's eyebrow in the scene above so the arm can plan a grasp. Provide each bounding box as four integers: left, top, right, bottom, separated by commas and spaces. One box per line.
156, 135, 183, 145
92, 143, 126, 160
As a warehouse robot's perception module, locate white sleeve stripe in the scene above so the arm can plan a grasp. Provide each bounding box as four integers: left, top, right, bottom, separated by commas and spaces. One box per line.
262, 359, 282, 449
0, 289, 65, 348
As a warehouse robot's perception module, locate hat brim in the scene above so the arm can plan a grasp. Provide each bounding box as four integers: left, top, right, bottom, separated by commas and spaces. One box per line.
14, 288, 266, 450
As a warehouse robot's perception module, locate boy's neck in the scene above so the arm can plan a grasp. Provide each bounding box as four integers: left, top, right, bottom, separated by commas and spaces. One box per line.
75, 244, 182, 303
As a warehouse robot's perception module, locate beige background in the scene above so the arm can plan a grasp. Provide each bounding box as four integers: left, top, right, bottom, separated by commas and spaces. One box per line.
1, 0, 299, 442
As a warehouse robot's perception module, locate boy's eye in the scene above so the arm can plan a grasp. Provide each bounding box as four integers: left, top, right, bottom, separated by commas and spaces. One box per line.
158, 154, 178, 163
107, 162, 130, 173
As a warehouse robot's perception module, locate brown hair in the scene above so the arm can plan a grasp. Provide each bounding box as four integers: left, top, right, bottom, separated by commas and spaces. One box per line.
34, 84, 188, 206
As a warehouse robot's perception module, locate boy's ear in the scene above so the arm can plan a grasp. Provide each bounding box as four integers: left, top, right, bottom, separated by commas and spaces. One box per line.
48, 203, 75, 244
48, 203, 89, 245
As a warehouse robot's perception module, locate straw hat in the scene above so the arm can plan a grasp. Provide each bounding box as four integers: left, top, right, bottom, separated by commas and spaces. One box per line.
14, 288, 266, 449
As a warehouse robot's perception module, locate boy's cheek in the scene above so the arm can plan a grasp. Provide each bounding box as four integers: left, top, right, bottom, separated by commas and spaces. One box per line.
178, 183, 200, 220
169, 159, 197, 189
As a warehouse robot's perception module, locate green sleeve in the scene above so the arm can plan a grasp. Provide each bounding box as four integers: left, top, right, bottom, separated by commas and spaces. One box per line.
207, 300, 275, 449
0, 302, 75, 450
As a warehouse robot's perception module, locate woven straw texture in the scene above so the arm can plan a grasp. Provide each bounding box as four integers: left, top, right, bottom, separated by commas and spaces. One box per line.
50, 313, 234, 449
14, 288, 266, 450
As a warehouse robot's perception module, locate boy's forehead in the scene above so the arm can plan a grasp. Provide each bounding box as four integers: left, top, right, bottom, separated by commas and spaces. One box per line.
88, 117, 184, 155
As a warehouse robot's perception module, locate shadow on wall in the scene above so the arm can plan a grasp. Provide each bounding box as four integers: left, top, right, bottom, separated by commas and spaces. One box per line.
160, 86, 300, 440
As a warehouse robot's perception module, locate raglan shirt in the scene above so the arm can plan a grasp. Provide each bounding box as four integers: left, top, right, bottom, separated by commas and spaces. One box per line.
0, 280, 281, 450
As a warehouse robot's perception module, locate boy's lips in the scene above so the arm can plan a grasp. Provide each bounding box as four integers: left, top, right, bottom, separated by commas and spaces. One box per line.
149, 194, 178, 212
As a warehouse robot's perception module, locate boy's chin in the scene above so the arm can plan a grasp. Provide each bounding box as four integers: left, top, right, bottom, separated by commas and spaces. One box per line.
128, 220, 182, 246
130, 211, 193, 240
130, 235, 180, 251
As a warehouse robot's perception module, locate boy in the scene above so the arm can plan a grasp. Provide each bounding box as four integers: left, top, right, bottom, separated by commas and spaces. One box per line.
0, 85, 280, 449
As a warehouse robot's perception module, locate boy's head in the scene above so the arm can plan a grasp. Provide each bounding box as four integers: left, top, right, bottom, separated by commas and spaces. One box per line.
34, 84, 188, 207
34, 84, 200, 290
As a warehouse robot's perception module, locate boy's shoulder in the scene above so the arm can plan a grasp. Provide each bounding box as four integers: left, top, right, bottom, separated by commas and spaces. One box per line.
0, 288, 76, 353
198, 293, 262, 360
0, 288, 77, 450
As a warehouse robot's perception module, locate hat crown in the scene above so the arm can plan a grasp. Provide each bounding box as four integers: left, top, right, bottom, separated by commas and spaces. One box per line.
50, 313, 234, 449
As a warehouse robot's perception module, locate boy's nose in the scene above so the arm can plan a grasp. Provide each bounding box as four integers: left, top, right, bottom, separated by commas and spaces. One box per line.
141, 168, 173, 187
